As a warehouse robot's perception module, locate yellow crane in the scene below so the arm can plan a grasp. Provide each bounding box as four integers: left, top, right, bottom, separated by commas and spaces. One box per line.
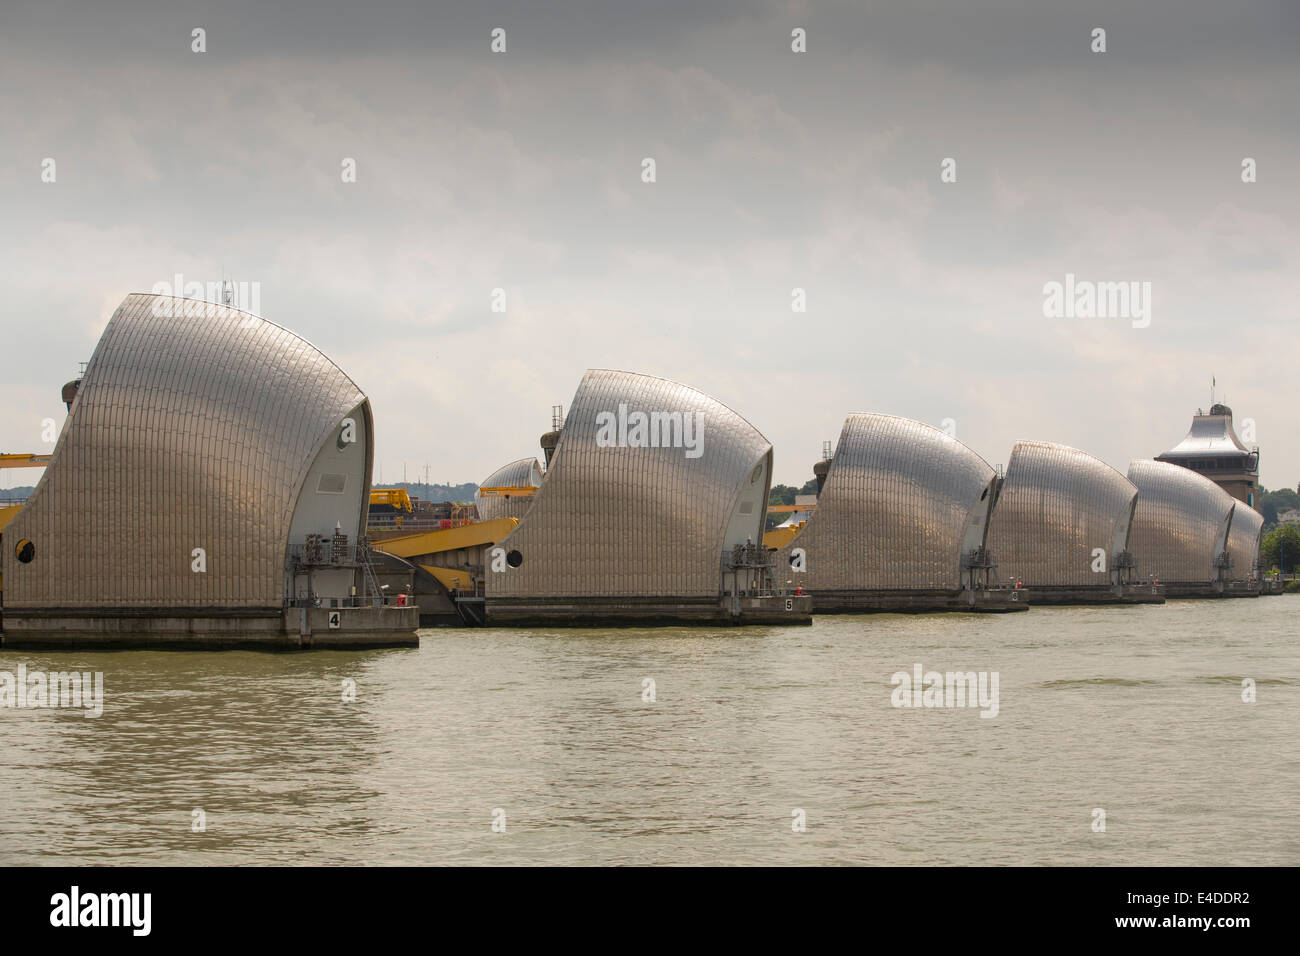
369, 488, 414, 512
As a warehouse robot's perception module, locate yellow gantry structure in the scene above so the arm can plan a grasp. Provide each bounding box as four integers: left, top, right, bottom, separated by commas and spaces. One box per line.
419, 565, 475, 592
0, 453, 51, 469
0, 455, 42, 582
762, 501, 815, 548
476, 485, 537, 498
762, 524, 805, 549
0, 494, 31, 590
0, 506, 21, 532
374, 517, 519, 560
373, 517, 520, 594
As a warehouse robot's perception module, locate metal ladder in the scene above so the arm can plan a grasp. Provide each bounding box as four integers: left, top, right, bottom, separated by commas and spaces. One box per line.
358, 539, 384, 603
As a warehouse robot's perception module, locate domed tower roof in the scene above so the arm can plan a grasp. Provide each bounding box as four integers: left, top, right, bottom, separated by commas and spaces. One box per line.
1157, 404, 1256, 461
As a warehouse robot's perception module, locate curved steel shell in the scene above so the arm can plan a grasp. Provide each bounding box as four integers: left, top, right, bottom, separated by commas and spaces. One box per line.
486, 369, 771, 598
3, 293, 370, 609
475, 457, 543, 522
776, 414, 995, 590
1226, 505, 1264, 581
1126, 460, 1235, 585
984, 441, 1137, 587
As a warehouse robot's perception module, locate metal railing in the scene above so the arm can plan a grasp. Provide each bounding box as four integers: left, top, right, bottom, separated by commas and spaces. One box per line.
366, 513, 473, 531
721, 543, 776, 570
447, 580, 487, 599
1167, 464, 1259, 476
285, 537, 408, 608
287, 542, 368, 566
286, 594, 415, 609
733, 587, 805, 598
719, 544, 812, 597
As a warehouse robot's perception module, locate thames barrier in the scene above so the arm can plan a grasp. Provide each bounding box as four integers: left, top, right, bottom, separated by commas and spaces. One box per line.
0, 294, 1274, 646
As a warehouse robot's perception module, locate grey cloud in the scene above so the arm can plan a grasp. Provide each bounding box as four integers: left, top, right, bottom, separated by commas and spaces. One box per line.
0, 1, 1296, 489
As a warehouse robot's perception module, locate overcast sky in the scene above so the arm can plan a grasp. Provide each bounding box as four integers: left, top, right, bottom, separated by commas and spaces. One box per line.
2, 0, 1297, 491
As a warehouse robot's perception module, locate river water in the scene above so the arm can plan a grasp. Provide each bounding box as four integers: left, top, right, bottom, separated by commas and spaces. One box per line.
1, 596, 1296, 866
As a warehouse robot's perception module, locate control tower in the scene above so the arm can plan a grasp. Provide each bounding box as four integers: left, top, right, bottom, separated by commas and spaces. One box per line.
1155, 403, 1259, 509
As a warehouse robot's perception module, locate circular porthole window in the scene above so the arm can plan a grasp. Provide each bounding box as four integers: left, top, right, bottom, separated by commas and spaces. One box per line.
506, 549, 523, 568
15, 539, 35, 563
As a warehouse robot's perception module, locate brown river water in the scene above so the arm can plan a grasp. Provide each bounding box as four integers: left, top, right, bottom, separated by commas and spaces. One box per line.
1, 596, 1296, 865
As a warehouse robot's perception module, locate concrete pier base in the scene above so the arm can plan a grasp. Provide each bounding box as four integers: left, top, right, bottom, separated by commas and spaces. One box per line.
484, 594, 812, 627
731, 593, 813, 624
1016, 584, 1165, 606
1158, 582, 1228, 599
803, 588, 1028, 613
1157, 582, 1270, 599
1221, 583, 1262, 598
0, 606, 419, 649
289, 606, 420, 647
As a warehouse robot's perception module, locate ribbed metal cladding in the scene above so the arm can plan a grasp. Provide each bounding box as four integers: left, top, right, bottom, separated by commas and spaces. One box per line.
475, 457, 543, 522
486, 369, 771, 598
776, 414, 995, 590
3, 293, 369, 609
1126, 459, 1235, 585
1226, 505, 1264, 581
984, 441, 1138, 587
